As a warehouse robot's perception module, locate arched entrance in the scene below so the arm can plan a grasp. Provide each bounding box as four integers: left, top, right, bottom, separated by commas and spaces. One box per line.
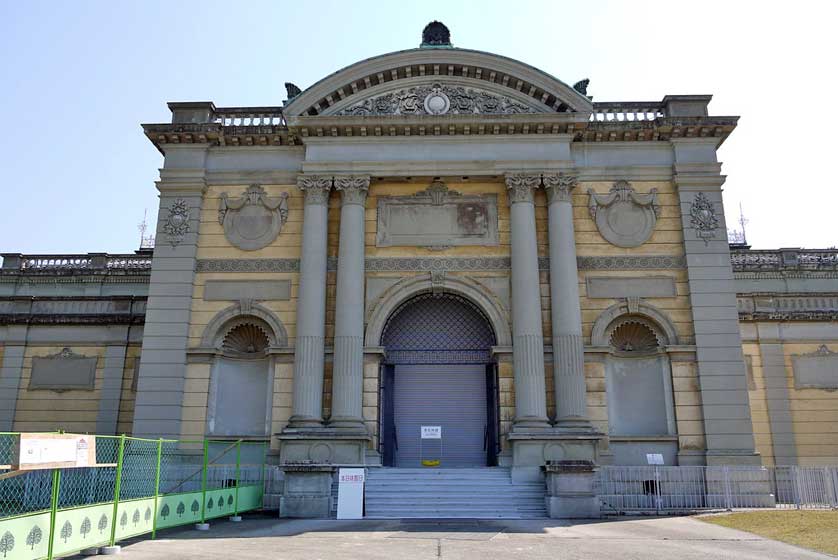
379, 292, 499, 467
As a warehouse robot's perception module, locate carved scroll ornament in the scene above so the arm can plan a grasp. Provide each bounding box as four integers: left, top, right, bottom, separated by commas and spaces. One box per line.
588, 181, 660, 248
218, 185, 289, 251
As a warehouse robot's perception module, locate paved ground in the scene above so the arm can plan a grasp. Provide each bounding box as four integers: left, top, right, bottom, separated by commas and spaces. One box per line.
103, 514, 832, 559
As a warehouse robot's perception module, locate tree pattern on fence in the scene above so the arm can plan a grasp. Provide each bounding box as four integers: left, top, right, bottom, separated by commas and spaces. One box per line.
26, 525, 42, 550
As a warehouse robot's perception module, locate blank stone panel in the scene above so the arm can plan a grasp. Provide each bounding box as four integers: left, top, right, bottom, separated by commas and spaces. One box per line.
30, 351, 96, 391
792, 346, 838, 390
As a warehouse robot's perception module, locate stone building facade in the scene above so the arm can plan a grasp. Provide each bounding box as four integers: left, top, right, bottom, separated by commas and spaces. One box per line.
1, 23, 836, 516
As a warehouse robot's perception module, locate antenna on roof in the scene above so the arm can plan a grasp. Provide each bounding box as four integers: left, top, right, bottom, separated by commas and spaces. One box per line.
138, 209, 155, 249
728, 202, 750, 248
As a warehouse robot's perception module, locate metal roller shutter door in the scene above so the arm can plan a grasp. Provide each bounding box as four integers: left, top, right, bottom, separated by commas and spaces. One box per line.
393, 364, 487, 468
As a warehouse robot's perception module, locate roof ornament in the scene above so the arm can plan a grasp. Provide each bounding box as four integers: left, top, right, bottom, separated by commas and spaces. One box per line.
573, 79, 590, 95
421, 21, 452, 48
284, 82, 302, 100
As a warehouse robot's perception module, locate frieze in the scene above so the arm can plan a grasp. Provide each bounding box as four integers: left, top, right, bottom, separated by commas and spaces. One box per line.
218, 185, 289, 251
195, 255, 686, 273
337, 82, 536, 116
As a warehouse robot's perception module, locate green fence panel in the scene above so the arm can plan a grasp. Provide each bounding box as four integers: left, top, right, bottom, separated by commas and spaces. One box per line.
235, 485, 263, 513
0, 512, 50, 560
50, 503, 112, 558
113, 498, 155, 541
203, 489, 235, 521
155, 491, 203, 530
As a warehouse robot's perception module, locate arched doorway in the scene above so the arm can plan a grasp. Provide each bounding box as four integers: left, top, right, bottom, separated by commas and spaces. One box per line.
379, 292, 499, 467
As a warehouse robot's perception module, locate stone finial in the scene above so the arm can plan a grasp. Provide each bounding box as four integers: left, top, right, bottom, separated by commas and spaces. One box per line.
421, 21, 452, 48
285, 82, 302, 100
573, 79, 590, 95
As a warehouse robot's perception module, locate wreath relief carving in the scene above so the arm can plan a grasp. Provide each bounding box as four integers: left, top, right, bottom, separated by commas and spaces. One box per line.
218, 185, 289, 251
587, 181, 660, 248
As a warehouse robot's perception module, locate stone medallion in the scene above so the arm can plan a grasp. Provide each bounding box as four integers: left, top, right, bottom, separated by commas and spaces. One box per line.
587, 181, 660, 248
218, 185, 289, 251
423, 84, 451, 115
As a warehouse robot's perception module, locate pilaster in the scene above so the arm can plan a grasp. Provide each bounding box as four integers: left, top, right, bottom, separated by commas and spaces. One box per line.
0, 326, 27, 431
672, 138, 760, 465
96, 332, 129, 435
133, 144, 208, 439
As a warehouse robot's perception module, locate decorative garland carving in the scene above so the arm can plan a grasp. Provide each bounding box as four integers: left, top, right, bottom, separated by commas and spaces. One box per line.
338, 82, 534, 116
162, 199, 190, 246
689, 192, 719, 244
218, 185, 288, 251
587, 181, 660, 248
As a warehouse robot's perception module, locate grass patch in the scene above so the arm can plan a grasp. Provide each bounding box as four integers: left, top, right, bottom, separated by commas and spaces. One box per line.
699, 510, 838, 556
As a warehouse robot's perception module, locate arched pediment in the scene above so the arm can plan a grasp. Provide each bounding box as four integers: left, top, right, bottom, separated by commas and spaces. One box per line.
283, 48, 592, 117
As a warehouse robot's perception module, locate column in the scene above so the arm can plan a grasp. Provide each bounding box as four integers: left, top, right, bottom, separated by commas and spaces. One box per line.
329, 175, 370, 431
543, 173, 591, 429
505, 174, 550, 430
288, 175, 333, 429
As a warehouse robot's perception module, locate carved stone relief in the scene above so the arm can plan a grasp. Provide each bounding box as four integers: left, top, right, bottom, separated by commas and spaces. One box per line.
587, 181, 660, 248
792, 345, 838, 390
162, 199, 190, 247
376, 180, 498, 248
218, 185, 289, 251
30, 348, 97, 392
689, 192, 720, 244
338, 82, 536, 116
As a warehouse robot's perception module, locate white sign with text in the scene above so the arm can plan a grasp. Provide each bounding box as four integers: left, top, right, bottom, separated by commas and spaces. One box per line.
336, 468, 365, 519
646, 453, 665, 465
420, 426, 442, 439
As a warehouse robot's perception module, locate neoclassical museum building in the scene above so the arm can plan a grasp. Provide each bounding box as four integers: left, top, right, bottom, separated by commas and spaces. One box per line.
1, 23, 836, 518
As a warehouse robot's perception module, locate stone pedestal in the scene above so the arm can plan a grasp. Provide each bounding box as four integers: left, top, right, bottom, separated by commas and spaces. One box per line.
278, 465, 335, 518
508, 432, 604, 483
277, 432, 371, 518
544, 460, 601, 519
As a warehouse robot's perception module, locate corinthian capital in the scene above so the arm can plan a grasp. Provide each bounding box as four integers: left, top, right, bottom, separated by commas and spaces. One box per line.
297, 175, 333, 205
543, 173, 578, 204
504, 173, 541, 204
334, 175, 370, 206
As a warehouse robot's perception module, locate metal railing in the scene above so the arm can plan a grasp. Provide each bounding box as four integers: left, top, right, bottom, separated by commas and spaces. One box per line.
0, 433, 267, 560
597, 465, 838, 515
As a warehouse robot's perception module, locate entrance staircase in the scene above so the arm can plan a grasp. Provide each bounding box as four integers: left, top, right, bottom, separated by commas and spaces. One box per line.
364, 467, 547, 518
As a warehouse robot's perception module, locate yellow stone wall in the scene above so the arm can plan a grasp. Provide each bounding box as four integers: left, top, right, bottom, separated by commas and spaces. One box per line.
12, 345, 105, 433
743, 340, 838, 466
182, 178, 704, 459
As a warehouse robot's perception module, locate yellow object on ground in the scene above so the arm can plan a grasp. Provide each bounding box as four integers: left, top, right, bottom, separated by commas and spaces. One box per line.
699, 510, 838, 556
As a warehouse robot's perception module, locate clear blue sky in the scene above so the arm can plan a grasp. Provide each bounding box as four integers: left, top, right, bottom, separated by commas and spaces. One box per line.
1, 0, 835, 253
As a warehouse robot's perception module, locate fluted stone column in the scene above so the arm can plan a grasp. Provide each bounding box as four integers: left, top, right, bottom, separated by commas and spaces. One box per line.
544, 173, 590, 429
329, 175, 370, 431
505, 174, 550, 430
288, 175, 332, 428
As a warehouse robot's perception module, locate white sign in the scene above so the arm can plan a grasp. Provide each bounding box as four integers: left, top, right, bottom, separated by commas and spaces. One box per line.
17, 434, 96, 469
646, 453, 665, 465
421, 426, 442, 439
336, 468, 365, 519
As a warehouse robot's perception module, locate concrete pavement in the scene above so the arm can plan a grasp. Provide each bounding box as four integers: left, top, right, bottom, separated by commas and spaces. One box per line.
100, 514, 831, 559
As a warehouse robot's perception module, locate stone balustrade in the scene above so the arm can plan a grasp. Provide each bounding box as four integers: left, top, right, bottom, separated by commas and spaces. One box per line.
731, 248, 838, 271
0, 253, 152, 272
590, 102, 665, 122
213, 106, 285, 126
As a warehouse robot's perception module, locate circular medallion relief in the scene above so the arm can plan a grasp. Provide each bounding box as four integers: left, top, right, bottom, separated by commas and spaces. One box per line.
424, 90, 450, 115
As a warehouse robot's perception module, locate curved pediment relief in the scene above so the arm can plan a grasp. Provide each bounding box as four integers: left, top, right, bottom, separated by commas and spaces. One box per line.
283, 48, 592, 117
334, 81, 544, 116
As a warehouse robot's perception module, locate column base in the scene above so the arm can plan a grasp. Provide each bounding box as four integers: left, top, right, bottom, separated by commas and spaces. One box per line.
327, 417, 368, 433
278, 465, 334, 519
277, 431, 371, 464
286, 415, 325, 429
705, 450, 763, 466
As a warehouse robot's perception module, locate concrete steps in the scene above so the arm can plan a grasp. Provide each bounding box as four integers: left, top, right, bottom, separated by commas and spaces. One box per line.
364, 467, 546, 519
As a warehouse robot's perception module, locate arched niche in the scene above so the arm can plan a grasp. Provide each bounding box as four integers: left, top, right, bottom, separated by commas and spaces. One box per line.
365, 273, 512, 348
591, 300, 678, 348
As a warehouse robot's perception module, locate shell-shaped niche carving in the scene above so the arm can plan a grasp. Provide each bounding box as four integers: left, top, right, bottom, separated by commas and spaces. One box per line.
588, 181, 660, 248
221, 323, 270, 356
609, 320, 661, 353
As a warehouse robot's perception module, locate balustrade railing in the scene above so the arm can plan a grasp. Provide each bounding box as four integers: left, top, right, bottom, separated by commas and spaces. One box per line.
212, 107, 285, 126
731, 248, 838, 270
590, 102, 665, 122
1, 253, 152, 272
